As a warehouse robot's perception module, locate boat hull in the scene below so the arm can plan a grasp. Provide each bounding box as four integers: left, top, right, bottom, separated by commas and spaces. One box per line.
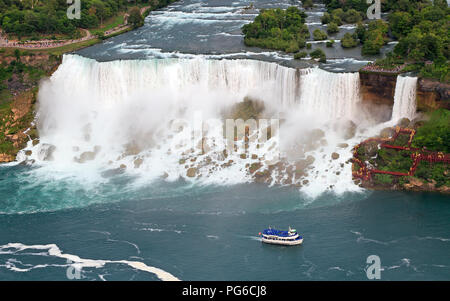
261, 237, 303, 246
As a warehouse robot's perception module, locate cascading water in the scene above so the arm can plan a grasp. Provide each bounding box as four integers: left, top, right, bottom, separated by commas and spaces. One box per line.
21, 54, 370, 197
392, 76, 418, 122
299, 68, 361, 119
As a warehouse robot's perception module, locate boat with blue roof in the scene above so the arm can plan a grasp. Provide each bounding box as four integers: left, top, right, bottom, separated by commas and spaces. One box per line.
260, 226, 303, 246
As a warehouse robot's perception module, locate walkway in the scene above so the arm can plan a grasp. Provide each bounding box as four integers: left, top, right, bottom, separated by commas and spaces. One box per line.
352, 127, 450, 181
0, 6, 151, 50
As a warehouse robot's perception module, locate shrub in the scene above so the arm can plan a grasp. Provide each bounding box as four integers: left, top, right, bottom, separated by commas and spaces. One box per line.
374, 174, 394, 185
412, 109, 450, 152
327, 22, 340, 34
313, 29, 328, 41
310, 48, 326, 63
294, 51, 307, 59
303, 0, 314, 9
341, 33, 359, 48
286, 41, 300, 53
344, 9, 362, 23
321, 12, 331, 24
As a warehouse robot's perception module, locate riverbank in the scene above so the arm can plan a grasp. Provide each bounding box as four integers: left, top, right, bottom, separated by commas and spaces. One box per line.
0, 5, 152, 52
0, 2, 178, 163
0, 50, 61, 162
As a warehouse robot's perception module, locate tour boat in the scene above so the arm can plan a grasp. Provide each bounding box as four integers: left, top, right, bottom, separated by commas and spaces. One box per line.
259, 227, 303, 246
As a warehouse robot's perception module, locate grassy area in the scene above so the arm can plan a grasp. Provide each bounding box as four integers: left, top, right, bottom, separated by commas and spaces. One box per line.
374, 148, 413, 174
0, 101, 15, 155
415, 161, 450, 188
92, 14, 126, 35
412, 109, 450, 153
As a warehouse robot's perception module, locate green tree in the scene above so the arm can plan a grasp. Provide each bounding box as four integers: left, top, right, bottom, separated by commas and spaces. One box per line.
313, 29, 327, 41
341, 32, 358, 48
310, 48, 326, 63
128, 6, 143, 28
327, 22, 339, 34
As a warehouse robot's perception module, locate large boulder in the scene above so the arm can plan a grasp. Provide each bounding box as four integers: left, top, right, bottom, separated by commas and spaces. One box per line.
74, 146, 101, 163
364, 140, 379, 157
334, 120, 357, 139
227, 96, 265, 121
186, 168, 197, 178
396, 118, 410, 128
37, 143, 56, 161
134, 158, 144, 168
380, 127, 394, 138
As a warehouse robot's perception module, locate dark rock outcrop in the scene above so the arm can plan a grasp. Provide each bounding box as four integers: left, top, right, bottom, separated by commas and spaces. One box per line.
417, 78, 450, 111
359, 72, 397, 106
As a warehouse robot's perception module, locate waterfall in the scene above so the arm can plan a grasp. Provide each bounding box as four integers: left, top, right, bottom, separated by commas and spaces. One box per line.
299, 68, 361, 120
46, 54, 360, 118
392, 76, 418, 122
23, 54, 365, 196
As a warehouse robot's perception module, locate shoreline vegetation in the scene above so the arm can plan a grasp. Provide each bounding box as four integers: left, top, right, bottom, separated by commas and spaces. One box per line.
0, 1, 179, 53
0, 0, 178, 162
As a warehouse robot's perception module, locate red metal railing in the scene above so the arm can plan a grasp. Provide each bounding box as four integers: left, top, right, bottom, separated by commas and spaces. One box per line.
352, 127, 449, 181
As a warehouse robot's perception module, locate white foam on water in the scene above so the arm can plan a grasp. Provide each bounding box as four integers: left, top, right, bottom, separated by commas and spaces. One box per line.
0, 243, 180, 281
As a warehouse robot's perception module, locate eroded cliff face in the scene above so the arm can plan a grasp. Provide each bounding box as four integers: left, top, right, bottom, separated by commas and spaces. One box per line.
359, 71, 397, 106
417, 78, 450, 111
0, 53, 62, 163
359, 71, 450, 113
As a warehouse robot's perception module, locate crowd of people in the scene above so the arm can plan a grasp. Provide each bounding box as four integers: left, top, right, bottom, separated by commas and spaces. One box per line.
362, 63, 406, 74
0, 29, 94, 49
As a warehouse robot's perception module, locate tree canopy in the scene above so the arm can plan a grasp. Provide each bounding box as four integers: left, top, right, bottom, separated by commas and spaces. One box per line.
242, 7, 310, 52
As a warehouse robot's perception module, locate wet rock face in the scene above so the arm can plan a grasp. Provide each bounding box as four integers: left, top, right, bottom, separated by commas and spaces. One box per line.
74, 146, 101, 163
75, 151, 96, 163
134, 158, 143, 168
380, 127, 395, 138
418, 78, 450, 100
333, 120, 357, 140
227, 96, 266, 121
0, 153, 15, 163
37, 143, 56, 161
186, 168, 197, 178
359, 72, 397, 106
396, 118, 411, 128
417, 78, 450, 111
364, 140, 379, 158
331, 152, 340, 160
